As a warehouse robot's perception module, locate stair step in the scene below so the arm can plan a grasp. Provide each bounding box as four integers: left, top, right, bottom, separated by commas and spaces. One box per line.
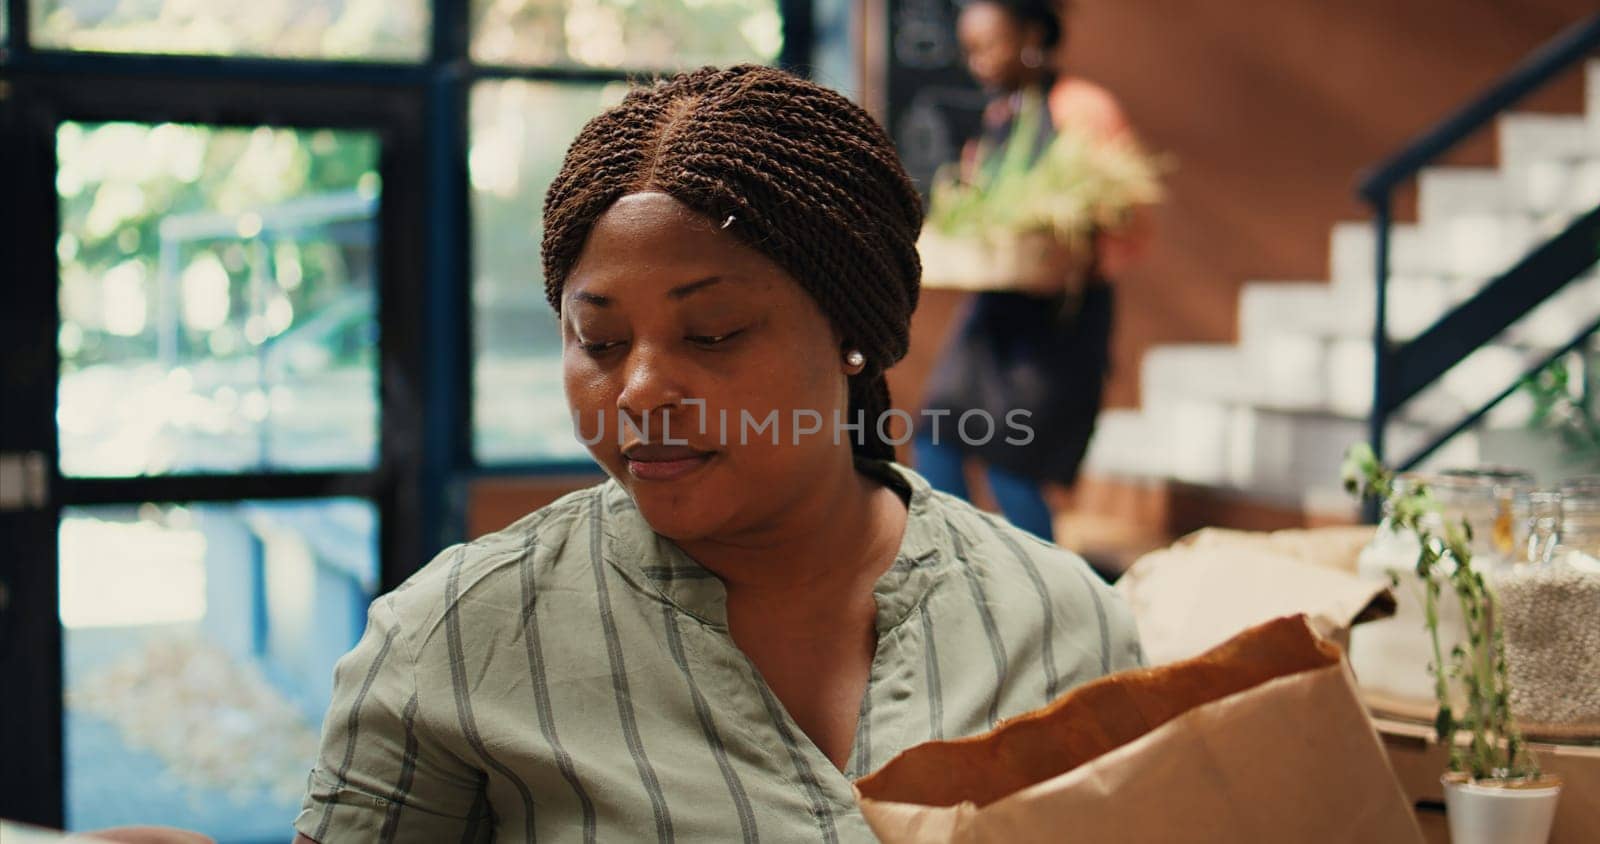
1424, 212, 1545, 278
1329, 222, 1429, 286
1144, 331, 1544, 425
1139, 344, 1254, 406
1500, 113, 1596, 164
1589, 60, 1600, 136
1237, 278, 1455, 346
1418, 167, 1509, 221
1087, 402, 1483, 503
1499, 114, 1600, 215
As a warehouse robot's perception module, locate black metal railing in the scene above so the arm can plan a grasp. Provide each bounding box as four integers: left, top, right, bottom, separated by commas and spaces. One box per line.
1357, 13, 1600, 492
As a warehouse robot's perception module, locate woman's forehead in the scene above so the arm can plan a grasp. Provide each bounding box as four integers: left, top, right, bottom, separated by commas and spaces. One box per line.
567, 194, 788, 302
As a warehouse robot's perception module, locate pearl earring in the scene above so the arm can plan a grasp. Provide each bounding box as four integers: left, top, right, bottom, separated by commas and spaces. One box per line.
845, 350, 866, 370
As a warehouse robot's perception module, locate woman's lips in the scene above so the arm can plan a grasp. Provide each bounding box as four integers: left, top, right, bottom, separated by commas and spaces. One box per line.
622, 444, 715, 481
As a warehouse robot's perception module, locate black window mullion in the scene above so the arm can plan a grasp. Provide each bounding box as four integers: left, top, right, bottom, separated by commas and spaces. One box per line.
54, 473, 385, 508
0, 74, 65, 831
415, 0, 472, 567
4, 0, 29, 60
467, 63, 644, 85
433, 0, 470, 65
779, 0, 816, 75
7, 50, 430, 86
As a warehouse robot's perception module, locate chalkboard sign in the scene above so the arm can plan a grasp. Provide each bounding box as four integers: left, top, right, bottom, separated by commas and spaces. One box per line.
883, 0, 987, 201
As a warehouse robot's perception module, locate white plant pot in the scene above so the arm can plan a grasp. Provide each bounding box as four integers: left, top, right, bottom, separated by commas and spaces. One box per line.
916, 230, 1081, 294
1442, 774, 1562, 844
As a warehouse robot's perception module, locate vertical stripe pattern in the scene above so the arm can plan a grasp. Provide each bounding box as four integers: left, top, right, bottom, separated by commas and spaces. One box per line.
445, 546, 538, 842
378, 692, 422, 842
519, 531, 599, 843
847, 679, 874, 780
460, 781, 489, 844
315, 624, 398, 843
947, 518, 1009, 727
589, 497, 675, 842
1071, 563, 1113, 674
752, 679, 840, 844
987, 519, 1062, 700
662, 607, 761, 843
918, 605, 945, 740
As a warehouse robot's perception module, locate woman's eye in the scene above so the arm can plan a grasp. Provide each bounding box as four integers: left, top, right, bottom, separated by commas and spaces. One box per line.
577, 338, 624, 355
686, 329, 745, 348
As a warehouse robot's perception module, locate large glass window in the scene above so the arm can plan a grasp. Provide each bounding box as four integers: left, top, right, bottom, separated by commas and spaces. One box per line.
469, 79, 626, 464
61, 498, 378, 838
470, 0, 781, 68
30, 0, 430, 61
56, 121, 382, 477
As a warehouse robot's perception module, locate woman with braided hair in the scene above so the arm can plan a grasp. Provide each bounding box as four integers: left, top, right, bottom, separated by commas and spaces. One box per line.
295, 65, 1140, 843
916, 0, 1150, 541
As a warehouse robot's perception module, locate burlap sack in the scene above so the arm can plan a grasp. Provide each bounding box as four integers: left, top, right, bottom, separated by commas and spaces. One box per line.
855, 615, 1422, 843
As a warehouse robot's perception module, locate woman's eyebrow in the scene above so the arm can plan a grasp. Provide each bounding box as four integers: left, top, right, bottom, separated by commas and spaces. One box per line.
668, 276, 724, 300
570, 276, 726, 308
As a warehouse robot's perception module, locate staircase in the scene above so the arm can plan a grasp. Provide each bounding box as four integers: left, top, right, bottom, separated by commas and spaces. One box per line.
1083, 60, 1600, 521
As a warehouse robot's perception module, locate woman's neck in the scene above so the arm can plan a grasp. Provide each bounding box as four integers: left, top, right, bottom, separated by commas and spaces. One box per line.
1010, 67, 1053, 95
676, 456, 908, 606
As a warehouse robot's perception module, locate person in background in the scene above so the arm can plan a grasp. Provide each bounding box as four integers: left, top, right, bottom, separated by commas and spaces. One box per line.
915, 0, 1151, 542
293, 65, 1141, 842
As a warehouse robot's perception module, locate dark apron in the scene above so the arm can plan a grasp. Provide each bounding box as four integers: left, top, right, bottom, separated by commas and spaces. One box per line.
919, 282, 1113, 484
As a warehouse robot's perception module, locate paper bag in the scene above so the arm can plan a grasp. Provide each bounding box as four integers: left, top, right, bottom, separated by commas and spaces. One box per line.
1118, 530, 1394, 665
854, 615, 1422, 844
1174, 526, 1377, 575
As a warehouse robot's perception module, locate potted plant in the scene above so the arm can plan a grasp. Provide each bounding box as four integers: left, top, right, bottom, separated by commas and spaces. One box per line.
1342, 444, 1563, 844
917, 89, 1162, 294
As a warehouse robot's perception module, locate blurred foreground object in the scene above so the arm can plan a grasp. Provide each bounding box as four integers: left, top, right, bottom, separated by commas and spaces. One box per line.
1116, 525, 1392, 664
854, 615, 1422, 843
0, 821, 211, 843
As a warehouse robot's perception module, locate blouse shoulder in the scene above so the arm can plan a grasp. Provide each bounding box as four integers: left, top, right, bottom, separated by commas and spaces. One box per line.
380, 481, 609, 649
914, 472, 1145, 671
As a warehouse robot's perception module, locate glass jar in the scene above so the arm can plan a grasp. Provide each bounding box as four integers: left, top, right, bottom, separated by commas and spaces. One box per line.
1510, 490, 1562, 566
1557, 476, 1600, 560
1392, 467, 1536, 565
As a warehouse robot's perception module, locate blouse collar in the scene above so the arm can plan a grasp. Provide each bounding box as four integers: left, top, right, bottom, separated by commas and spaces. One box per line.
600, 463, 949, 633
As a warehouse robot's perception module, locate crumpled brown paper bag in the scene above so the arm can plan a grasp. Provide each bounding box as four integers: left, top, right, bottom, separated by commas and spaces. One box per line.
1118, 528, 1394, 665
854, 615, 1422, 844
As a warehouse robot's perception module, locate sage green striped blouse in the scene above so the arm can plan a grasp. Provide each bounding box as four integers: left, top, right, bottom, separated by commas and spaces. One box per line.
295, 464, 1143, 842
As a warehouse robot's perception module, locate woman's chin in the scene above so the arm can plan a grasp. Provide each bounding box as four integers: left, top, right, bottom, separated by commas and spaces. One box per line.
619, 479, 724, 539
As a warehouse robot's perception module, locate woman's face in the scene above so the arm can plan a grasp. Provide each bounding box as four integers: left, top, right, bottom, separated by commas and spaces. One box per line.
561, 192, 853, 543
957, 2, 1040, 92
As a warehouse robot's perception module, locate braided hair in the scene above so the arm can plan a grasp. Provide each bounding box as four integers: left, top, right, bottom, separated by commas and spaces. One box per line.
542, 65, 924, 462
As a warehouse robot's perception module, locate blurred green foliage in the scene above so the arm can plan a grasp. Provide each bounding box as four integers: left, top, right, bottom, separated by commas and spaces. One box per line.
32, 0, 429, 60
470, 0, 779, 68
57, 122, 380, 369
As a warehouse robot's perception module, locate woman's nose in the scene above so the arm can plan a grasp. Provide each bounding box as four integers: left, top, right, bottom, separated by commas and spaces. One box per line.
615, 343, 686, 420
